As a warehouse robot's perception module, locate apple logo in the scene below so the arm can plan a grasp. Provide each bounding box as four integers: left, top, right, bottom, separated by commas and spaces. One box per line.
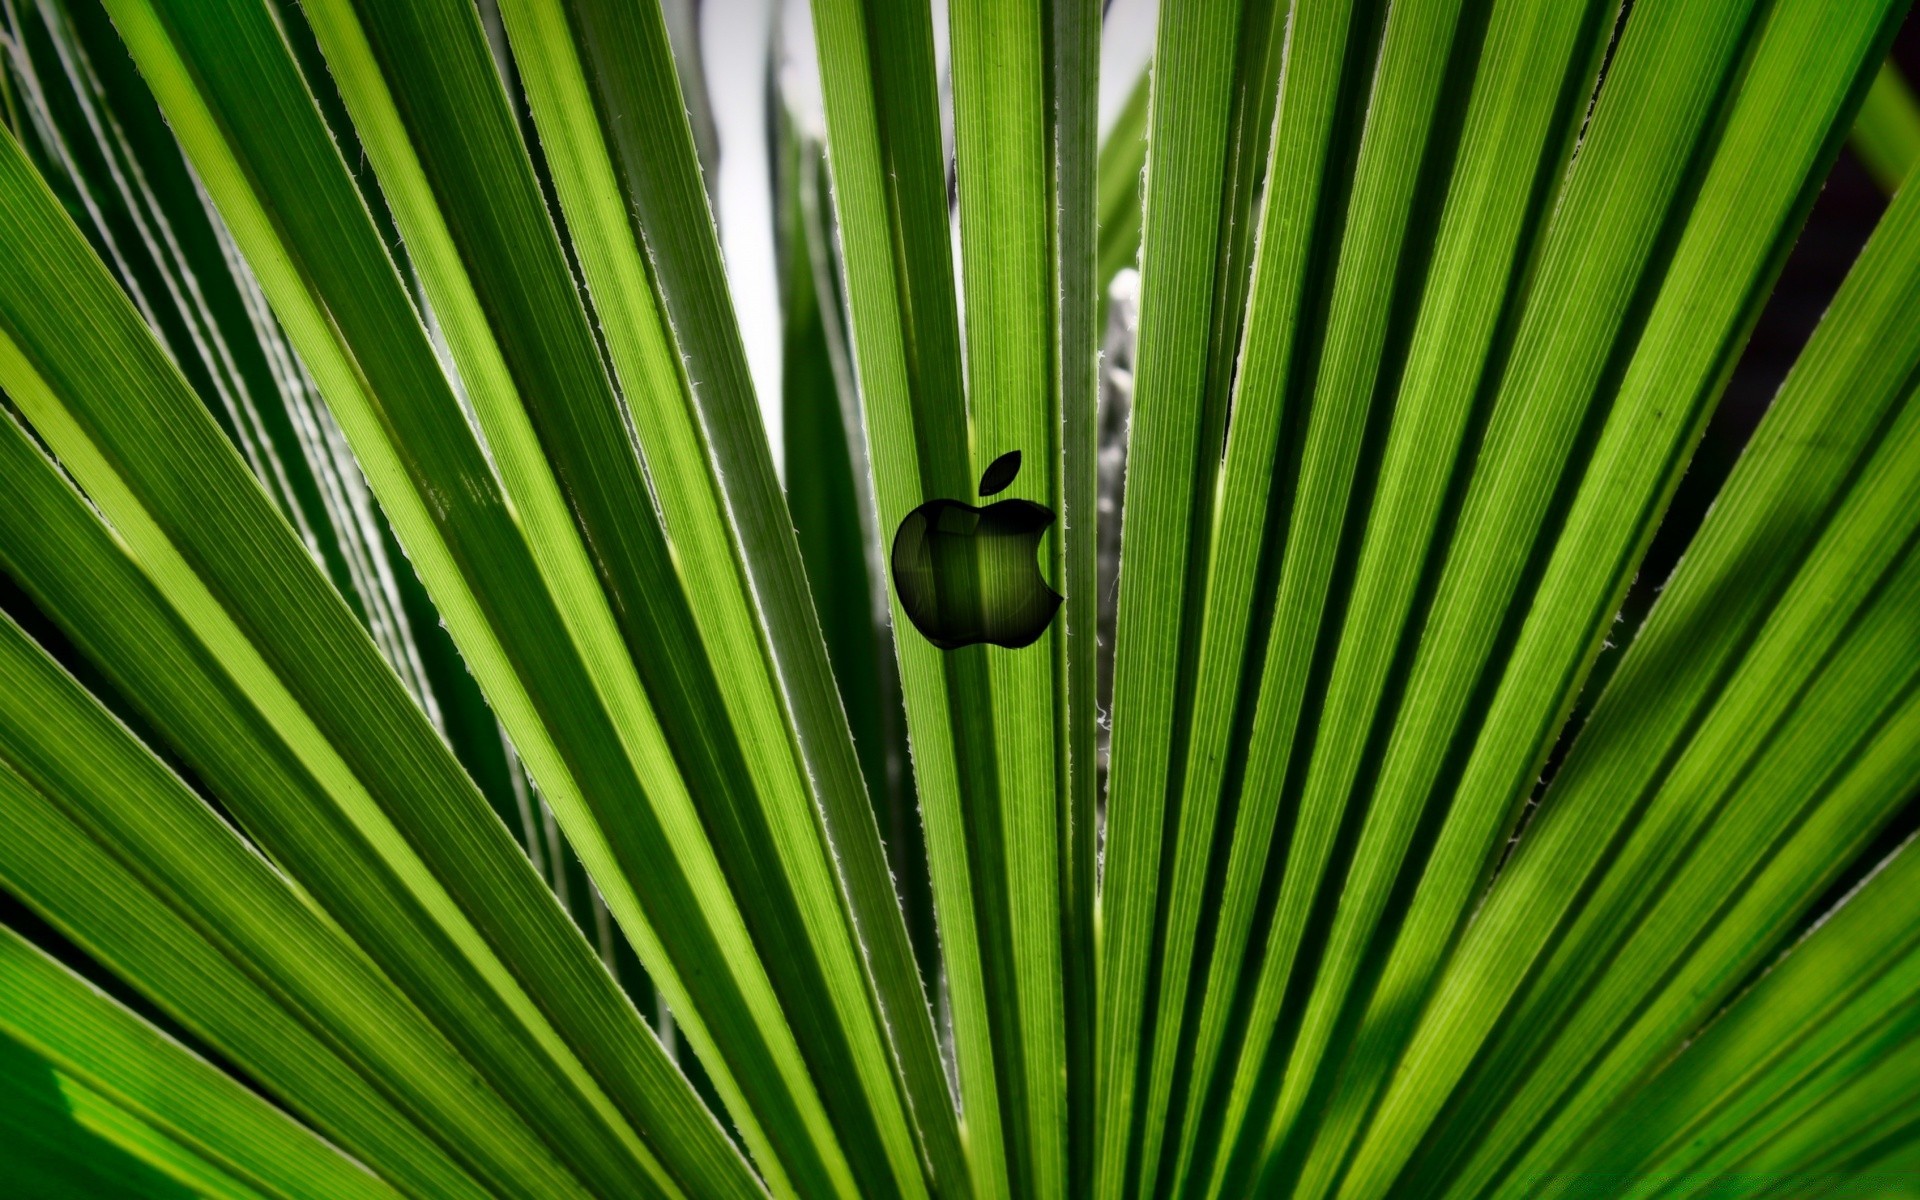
890, 450, 1062, 650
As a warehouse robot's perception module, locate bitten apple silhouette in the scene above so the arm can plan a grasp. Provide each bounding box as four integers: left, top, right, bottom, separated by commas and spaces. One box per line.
891, 450, 1062, 650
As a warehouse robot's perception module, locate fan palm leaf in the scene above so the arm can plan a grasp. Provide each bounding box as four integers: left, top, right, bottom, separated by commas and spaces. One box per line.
1, 0, 1918, 1196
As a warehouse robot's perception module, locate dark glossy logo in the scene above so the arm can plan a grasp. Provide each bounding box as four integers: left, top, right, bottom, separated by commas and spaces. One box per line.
890, 450, 1062, 650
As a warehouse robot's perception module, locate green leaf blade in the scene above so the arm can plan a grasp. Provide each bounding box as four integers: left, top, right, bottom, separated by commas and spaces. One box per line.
1345, 28, 1920, 1196
17, 0, 847, 1190
1093, 0, 1284, 1191
489, 4, 964, 1191
805, 0, 1031, 1194
0, 925, 407, 1200
0, 605, 577, 1198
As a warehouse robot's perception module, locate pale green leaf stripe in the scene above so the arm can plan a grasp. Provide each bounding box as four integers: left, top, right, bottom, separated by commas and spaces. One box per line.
87, 0, 862, 1192
1092, 0, 1257, 1192
295, 2, 929, 1195
1428, 394, 1920, 1200
1213, 0, 1895, 1190
1345, 80, 1920, 1200
488, 4, 963, 1193
1555, 832, 1920, 1197
1048, 0, 1101, 1192
951, 0, 1098, 1193
0, 90, 761, 1199
805, 0, 1009, 1195
0, 925, 404, 1200
1851, 61, 1920, 194
0, 605, 571, 1197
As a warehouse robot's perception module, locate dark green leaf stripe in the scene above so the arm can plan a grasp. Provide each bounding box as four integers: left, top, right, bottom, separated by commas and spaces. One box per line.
1049, 0, 1102, 1193
775, 114, 931, 989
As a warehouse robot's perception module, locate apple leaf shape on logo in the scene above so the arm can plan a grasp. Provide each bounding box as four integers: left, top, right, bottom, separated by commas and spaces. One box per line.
889, 450, 1062, 650
978, 450, 1022, 497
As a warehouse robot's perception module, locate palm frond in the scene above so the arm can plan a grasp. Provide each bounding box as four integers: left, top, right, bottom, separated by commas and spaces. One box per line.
2, 0, 1919, 1197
